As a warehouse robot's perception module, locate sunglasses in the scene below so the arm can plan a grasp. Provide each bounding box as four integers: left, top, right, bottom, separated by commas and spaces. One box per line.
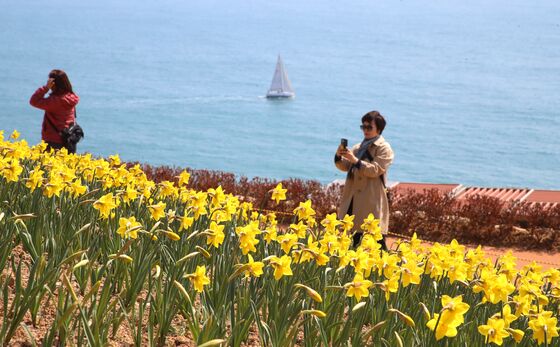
360, 124, 373, 131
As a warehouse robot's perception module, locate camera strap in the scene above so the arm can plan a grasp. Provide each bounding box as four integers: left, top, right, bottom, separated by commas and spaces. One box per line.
44, 106, 77, 135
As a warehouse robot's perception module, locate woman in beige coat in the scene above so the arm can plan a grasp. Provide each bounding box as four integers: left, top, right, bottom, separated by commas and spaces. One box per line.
335, 111, 394, 250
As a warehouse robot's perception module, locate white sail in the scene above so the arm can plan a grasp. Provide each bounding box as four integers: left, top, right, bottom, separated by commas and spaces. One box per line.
267, 55, 295, 98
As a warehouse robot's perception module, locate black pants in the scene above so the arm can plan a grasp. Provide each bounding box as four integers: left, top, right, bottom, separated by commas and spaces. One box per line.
46, 141, 76, 154
347, 198, 388, 251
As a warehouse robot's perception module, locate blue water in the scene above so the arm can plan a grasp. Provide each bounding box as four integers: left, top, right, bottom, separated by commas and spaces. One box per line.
1, 0, 559, 189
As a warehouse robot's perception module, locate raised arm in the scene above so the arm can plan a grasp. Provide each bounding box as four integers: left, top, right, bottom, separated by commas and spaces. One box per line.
355, 143, 394, 178
29, 86, 56, 111
334, 154, 352, 172
334, 143, 357, 172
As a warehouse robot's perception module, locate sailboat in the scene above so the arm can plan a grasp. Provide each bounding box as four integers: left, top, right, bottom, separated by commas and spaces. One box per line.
266, 55, 295, 98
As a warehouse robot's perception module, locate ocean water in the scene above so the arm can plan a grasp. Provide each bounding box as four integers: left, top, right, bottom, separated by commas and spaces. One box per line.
1, 0, 559, 189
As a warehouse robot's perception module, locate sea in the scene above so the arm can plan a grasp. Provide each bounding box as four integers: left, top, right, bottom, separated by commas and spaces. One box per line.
1, 0, 559, 189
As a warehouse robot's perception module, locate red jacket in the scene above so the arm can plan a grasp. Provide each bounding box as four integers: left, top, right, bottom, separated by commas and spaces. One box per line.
30, 86, 80, 144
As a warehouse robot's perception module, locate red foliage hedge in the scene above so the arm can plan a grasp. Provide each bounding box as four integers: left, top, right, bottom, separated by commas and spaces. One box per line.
138, 163, 560, 251
391, 190, 560, 251
136, 163, 341, 225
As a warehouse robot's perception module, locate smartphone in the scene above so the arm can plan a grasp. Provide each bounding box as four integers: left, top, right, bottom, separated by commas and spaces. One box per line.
340, 138, 348, 149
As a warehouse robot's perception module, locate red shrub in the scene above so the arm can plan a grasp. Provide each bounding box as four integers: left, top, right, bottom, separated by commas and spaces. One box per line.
134, 163, 559, 251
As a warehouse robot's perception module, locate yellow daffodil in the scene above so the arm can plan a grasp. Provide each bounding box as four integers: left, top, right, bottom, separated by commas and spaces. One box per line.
306, 216, 317, 228
1, 159, 23, 182
400, 260, 423, 287
208, 186, 225, 208
108, 154, 121, 166
345, 272, 373, 302
25, 168, 44, 191
269, 255, 293, 280
374, 252, 400, 279
360, 213, 382, 241
10, 130, 20, 140
186, 265, 210, 293
116, 216, 141, 239
408, 232, 422, 249
340, 214, 355, 233
446, 260, 468, 284
277, 233, 299, 254
528, 311, 559, 345
236, 222, 260, 255
427, 295, 470, 341
337, 233, 352, 254
382, 274, 400, 301
447, 239, 465, 257
440, 295, 470, 325
293, 199, 315, 221
522, 261, 543, 275
506, 328, 525, 343
263, 225, 278, 243
487, 274, 515, 304
359, 233, 382, 252
474, 272, 515, 305
313, 249, 330, 266
491, 304, 517, 327
158, 180, 178, 198
43, 174, 64, 198
206, 221, 225, 248
294, 236, 321, 264
148, 201, 166, 221
478, 318, 510, 345
321, 213, 341, 233
426, 313, 459, 341
190, 191, 208, 220
177, 170, 190, 187
69, 179, 87, 198
122, 186, 138, 204
93, 193, 117, 219
339, 250, 368, 273
289, 221, 307, 238
223, 196, 239, 219
270, 182, 287, 204
243, 254, 264, 278
180, 215, 194, 231
319, 233, 340, 256
497, 251, 518, 281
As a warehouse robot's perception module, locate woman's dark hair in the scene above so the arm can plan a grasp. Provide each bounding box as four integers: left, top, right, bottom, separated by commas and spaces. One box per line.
48, 69, 73, 95
361, 110, 386, 134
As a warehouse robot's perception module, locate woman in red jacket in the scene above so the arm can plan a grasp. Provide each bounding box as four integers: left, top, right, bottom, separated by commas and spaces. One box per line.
30, 69, 80, 153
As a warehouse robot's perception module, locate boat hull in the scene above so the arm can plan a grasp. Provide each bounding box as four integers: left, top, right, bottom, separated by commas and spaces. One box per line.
266, 91, 295, 98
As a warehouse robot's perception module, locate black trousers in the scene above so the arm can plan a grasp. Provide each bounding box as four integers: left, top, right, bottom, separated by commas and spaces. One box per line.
46, 141, 76, 154
347, 198, 388, 251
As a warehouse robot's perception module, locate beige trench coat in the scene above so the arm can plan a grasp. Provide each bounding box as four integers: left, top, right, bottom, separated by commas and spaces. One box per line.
335, 136, 394, 234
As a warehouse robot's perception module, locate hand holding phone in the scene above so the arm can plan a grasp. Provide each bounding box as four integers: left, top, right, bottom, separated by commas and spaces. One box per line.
47, 78, 55, 90
337, 138, 348, 157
